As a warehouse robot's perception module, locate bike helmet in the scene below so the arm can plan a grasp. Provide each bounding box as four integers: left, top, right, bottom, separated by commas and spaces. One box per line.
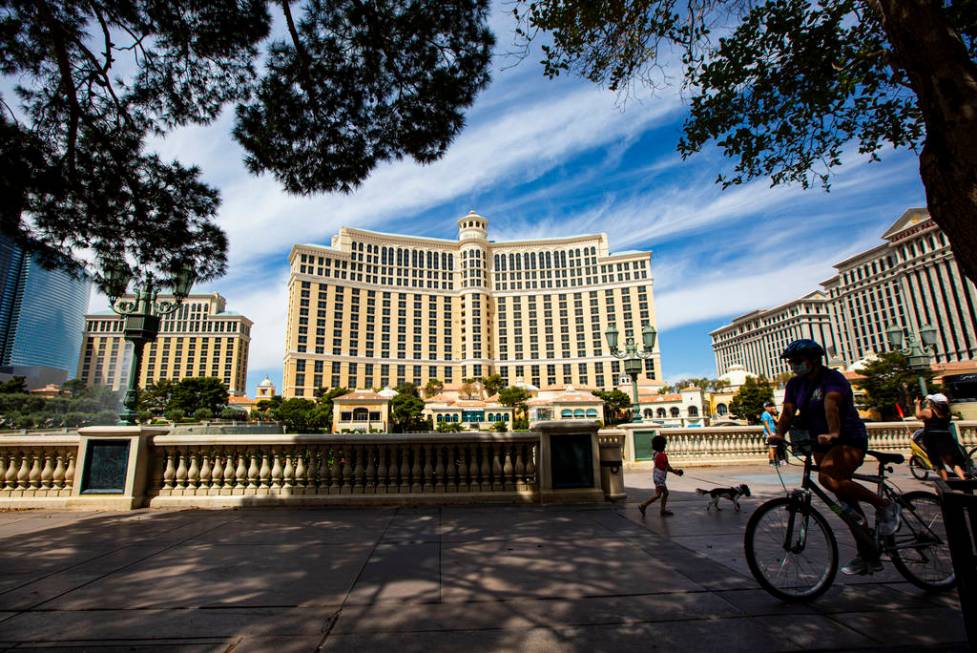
780, 339, 826, 360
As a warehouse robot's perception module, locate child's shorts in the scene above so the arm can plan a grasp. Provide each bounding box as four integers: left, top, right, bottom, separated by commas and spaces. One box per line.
653, 469, 667, 488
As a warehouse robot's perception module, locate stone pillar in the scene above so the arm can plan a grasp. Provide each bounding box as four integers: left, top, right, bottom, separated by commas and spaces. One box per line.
597, 430, 627, 502
68, 426, 169, 510
534, 421, 604, 504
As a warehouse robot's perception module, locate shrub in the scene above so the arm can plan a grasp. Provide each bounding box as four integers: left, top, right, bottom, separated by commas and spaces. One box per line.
193, 408, 214, 420
164, 408, 185, 422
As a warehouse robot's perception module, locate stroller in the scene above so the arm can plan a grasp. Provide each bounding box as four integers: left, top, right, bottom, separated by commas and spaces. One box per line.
908, 427, 976, 480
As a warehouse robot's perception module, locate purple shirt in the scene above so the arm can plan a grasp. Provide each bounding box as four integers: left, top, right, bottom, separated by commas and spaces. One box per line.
785, 367, 867, 448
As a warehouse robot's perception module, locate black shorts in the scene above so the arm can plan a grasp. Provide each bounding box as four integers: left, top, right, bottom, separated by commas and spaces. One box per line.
922, 432, 966, 467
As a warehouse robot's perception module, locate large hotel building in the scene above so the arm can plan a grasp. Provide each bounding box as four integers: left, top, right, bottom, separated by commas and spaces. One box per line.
711, 209, 977, 377
283, 212, 660, 397
77, 293, 252, 395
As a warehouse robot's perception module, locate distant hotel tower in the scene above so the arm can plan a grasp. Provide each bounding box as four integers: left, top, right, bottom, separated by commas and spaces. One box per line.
283, 212, 661, 396
711, 208, 977, 379
77, 293, 252, 395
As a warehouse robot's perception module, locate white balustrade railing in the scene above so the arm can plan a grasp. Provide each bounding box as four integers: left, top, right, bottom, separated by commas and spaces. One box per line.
149, 432, 539, 505
619, 421, 977, 466
0, 434, 79, 497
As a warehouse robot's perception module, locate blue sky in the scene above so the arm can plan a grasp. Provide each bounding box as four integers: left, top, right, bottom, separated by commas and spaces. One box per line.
83, 5, 927, 396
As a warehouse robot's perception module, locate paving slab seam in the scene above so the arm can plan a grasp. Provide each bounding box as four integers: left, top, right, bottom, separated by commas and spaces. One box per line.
0, 516, 241, 627
313, 608, 342, 652
0, 512, 229, 602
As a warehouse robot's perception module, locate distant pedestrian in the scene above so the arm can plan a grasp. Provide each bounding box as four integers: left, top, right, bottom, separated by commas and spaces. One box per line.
638, 435, 683, 517
762, 401, 786, 466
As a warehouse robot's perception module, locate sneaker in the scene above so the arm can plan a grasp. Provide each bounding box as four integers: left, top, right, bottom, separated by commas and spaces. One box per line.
841, 556, 883, 576
660, 510, 674, 517
638, 504, 647, 517
878, 501, 902, 537
779, 460, 788, 467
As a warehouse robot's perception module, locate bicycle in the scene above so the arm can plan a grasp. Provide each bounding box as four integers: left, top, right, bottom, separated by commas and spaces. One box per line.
743, 431, 955, 602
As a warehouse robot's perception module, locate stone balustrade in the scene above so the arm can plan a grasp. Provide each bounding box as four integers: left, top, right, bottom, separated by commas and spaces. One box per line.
0, 434, 79, 502
617, 421, 977, 467
148, 432, 540, 507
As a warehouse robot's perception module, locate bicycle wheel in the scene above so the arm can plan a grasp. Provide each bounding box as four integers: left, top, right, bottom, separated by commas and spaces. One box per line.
745, 497, 838, 602
908, 455, 928, 481
889, 491, 955, 591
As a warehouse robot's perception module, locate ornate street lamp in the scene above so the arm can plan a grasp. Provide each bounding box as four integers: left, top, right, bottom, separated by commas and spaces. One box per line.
886, 323, 939, 397
606, 324, 657, 423
104, 262, 196, 425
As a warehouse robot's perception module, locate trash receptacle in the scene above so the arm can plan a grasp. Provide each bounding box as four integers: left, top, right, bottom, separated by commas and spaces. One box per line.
598, 432, 627, 501
934, 478, 977, 648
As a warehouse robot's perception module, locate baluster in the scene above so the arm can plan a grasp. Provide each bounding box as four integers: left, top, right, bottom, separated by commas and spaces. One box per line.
222, 449, 235, 490
515, 445, 526, 491
491, 444, 503, 491
435, 445, 446, 493
375, 445, 386, 494
208, 449, 221, 492
52, 452, 66, 490
27, 453, 41, 490
479, 443, 491, 492
341, 446, 353, 494
3, 451, 17, 490
365, 445, 376, 492
386, 444, 400, 494
271, 450, 283, 490
330, 447, 341, 493
235, 450, 247, 491
503, 445, 514, 491
318, 446, 331, 494
174, 448, 188, 490
461, 443, 474, 492
258, 451, 271, 490
526, 443, 537, 486
40, 452, 54, 490
423, 444, 434, 493
411, 444, 423, 493
247, 450, 259, 490
198, 451, 212, 492
283, 451, 295, 489
354, 446, 366, 494
64, 450, 75, 491
187, 452, 200, 491
295, 448, 307, 491
399, 444, 411, 494
447, 444, 459, 493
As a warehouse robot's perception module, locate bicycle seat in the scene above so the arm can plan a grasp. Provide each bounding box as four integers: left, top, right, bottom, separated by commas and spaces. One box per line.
866, 450, 904, 465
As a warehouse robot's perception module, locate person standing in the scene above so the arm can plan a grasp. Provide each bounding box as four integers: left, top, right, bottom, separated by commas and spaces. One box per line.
762, 400, 785, 466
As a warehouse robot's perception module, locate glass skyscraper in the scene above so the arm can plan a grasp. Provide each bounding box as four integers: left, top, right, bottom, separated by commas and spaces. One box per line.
0, 236, 92, 377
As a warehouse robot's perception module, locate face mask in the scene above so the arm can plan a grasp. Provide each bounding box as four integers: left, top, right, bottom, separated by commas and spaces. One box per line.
791, 361, 812, 376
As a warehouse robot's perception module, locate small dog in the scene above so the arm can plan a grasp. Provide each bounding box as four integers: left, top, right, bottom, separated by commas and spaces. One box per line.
696, 484, 751, 512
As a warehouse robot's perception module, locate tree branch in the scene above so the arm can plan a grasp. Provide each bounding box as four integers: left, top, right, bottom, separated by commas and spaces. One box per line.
33, 0, 80, 172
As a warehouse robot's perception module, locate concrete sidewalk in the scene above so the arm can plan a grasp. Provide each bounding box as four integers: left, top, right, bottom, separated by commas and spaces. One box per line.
0, 463, 967, 652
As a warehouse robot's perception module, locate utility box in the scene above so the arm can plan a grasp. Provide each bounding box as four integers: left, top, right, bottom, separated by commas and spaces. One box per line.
597, 430, 627, 501
535, 421, 604, 503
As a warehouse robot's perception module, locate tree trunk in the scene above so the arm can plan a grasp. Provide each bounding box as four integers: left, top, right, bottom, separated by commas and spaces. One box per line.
870, 0, 977, 284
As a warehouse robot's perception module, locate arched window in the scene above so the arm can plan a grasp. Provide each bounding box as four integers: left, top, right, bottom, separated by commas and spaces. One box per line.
573, 409, 585, 418
503, 413, 510, 421
717, 403, 728, 416
488, 413, 495, 422
561, 409, 573, 419
657, 408, 666, 418
670, 407, 680, 417
643, 408, 654, 418
353, 407, 369, 421
688, 406, 699, 417
586, 408, 598, 418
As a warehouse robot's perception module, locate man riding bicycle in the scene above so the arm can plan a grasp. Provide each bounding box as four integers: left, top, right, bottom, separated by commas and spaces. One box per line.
771, 339, 901, 576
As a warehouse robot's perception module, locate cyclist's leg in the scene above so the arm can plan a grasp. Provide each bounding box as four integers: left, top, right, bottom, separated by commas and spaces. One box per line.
817, 445, 884, 511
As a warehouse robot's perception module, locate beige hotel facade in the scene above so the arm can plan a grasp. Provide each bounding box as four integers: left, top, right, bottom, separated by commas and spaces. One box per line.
282, 212, 661, 397
77, 293, 252, 395
711, 208, 977, 377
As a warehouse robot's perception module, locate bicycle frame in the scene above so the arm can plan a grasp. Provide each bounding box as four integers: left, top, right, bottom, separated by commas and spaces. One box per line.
780, 449, 946, 558
781, 450, 879, 556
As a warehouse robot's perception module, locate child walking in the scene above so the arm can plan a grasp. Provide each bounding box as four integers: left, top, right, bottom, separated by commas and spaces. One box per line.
639, 435, 683, 517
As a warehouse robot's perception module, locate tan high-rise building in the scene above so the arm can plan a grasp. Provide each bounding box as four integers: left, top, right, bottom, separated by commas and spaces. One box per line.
710, 291, 836, 380
283, 212, 661, 397
77, 293, 252, 395
711, 208, 977, 377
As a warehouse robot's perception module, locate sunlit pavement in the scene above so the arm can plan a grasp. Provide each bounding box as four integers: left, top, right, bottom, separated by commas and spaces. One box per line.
0, 463, 966, 652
